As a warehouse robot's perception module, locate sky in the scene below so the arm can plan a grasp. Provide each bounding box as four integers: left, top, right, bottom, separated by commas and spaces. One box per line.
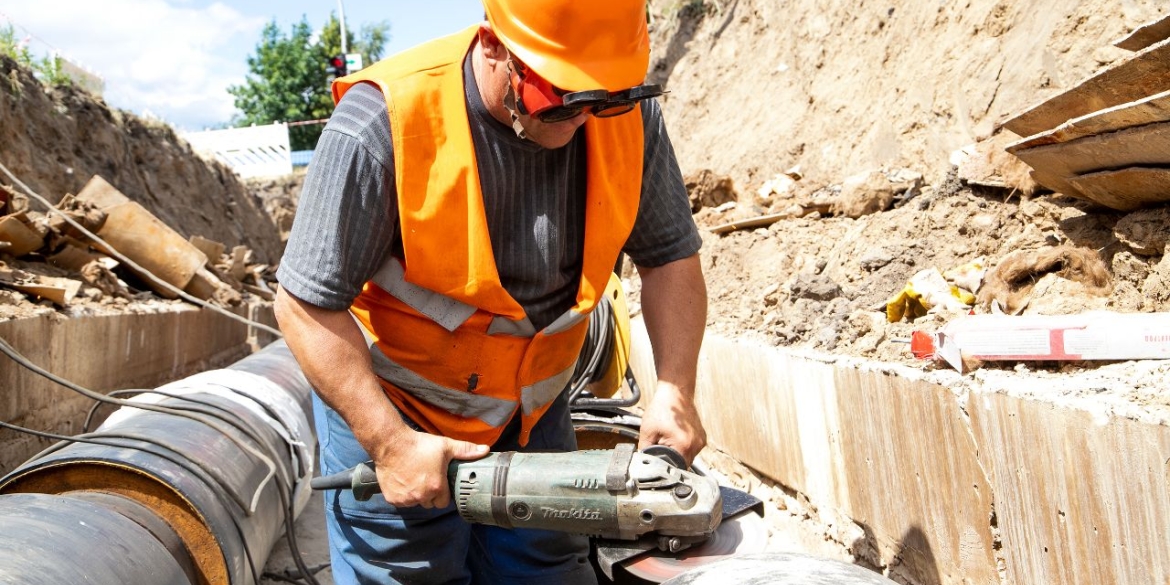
0, 0, 485, 131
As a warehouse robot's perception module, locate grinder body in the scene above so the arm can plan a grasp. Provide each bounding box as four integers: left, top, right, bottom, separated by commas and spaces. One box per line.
448, 444, 721, 541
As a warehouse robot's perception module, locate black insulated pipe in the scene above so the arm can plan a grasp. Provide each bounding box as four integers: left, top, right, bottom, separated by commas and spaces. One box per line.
0, 494, 193, 584
0, 340, 315, 585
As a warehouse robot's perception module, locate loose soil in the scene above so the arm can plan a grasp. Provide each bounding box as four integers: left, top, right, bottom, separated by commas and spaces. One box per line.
2, 0, 1168, 412
0, 0, 1165, 407
4, 3, 1170, 583
638, 0, 1170, 419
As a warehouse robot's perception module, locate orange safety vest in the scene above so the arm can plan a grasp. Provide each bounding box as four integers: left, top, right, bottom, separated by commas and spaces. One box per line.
332, 26, 645, 446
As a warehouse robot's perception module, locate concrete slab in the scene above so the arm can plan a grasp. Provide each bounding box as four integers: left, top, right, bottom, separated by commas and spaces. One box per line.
0, 302, 277, 474
972, 392, 1170, 585
630, 321, 1170, 585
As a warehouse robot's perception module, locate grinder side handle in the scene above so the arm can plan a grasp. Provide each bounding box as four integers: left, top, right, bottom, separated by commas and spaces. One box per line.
310, 461, 380, 501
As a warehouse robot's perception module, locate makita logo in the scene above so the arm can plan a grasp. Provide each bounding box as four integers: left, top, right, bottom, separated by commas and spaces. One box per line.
540, 506, 602, 521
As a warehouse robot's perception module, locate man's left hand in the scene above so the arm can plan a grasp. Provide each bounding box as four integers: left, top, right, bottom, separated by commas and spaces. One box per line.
637, 381, 706, 466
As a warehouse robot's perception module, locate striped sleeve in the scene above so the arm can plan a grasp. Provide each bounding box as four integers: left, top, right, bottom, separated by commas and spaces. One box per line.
622, 98, 702, 268
276, 83, 398, 310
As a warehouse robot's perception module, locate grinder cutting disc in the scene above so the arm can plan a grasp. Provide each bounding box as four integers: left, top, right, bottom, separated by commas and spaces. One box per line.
621, 511, 770, 583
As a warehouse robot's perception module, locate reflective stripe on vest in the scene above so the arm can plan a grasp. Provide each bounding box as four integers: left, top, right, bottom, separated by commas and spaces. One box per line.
367, 258, 581, 419
374, 257, 541, 337
334, 26, 644, 446
362, 333, 516, 427
521, 362, 576, 416
370, 257, 477, 332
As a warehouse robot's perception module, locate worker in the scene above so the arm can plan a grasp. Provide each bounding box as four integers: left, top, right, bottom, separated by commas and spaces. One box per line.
274, 0, 707, 582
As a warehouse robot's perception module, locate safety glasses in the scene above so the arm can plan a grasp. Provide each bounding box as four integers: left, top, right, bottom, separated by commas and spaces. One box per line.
508, 58, 664, 123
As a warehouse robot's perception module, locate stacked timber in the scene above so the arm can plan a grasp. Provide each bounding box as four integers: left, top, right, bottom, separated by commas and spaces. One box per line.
1003, 14, 1170, 211
0, 175, 276, 308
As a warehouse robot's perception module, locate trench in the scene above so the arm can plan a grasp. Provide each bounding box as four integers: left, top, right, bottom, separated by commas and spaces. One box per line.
1, 306, 1169, 585
628, 320, 1170, 585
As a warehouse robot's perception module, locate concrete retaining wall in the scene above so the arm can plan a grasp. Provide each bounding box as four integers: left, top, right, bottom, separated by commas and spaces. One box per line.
0, 303, 278, 474
630, 321, 1170, 585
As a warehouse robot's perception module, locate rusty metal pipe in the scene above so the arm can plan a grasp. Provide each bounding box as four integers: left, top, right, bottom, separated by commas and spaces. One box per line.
0, 340, 314, 585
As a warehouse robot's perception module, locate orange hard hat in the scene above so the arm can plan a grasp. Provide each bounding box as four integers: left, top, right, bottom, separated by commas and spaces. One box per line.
482, 0, 650, 92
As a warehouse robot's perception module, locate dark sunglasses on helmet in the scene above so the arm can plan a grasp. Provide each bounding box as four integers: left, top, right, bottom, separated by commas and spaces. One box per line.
508, 58, 664, 123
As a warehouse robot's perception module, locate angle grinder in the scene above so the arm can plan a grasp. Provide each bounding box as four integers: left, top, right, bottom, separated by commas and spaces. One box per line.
311, 443, 768, 582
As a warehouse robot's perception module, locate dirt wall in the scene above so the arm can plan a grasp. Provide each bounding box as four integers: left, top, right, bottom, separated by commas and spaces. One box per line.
0, 56, 283, 264
648, 0, 1165, 189
631, 3, 1170, 584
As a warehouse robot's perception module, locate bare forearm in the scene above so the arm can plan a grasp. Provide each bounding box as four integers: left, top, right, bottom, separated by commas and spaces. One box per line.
635, 254, 708, 463
274, 289, 408, 460
274, 288, 486, 508
638, 254, 707, 394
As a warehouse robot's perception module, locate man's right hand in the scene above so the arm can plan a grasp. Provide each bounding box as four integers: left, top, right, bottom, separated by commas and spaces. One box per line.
274, 289, 489, 508
372, 429, 489, 509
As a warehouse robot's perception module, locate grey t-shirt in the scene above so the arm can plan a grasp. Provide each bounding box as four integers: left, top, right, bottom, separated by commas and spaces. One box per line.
278, 53, 700, 331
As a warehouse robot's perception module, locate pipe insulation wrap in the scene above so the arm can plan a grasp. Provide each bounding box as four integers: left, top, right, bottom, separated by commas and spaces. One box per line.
102, 364, 317, 514
0, 494, 192, 585
0, 340, 316, 585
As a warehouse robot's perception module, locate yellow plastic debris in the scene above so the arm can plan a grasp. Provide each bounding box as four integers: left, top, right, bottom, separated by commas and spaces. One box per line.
885, 267, 975, 323
885, 283, 930, 323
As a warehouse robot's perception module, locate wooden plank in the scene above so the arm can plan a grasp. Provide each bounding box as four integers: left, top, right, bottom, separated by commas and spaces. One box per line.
0, 272, 81, 306
1114, 14, 1170, 52
46, 245, 100, 271
1011, 121, 1170, 209
1067, 167, 1170, 211
183, 268, 224, 301
709, 213, 788, 234
243, 284, 275, 301
1007, 90, 1170, 152
229, 245, 249, 281
0, 215, 43, 257
1003, 37, 1170, 138
188, 235, 225, 264
709, 203, 833, 234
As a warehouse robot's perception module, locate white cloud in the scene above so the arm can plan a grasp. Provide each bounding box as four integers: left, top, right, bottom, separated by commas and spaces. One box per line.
1, 0, 267, 130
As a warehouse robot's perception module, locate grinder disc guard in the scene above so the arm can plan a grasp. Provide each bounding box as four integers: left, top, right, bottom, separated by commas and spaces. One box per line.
621, 511, 770, 583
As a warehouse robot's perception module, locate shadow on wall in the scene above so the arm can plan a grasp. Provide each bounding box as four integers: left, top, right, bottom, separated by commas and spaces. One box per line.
648, 0, 714, 87
852, 523, 942, 585
708, 0, 740, 44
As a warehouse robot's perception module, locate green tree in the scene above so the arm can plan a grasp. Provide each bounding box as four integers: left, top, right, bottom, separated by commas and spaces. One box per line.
319, 14, 390, 65
0, 25, 75, 89
228, 14, 389, 151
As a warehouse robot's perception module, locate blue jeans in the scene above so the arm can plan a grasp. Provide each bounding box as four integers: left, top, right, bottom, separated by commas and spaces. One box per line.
313, 390, 597, 585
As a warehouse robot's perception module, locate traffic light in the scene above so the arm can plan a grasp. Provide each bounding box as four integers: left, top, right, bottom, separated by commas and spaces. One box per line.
326, 55, 347, 78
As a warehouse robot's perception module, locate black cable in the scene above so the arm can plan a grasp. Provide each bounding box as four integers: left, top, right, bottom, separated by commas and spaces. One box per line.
172, 388, 321, 585
0, 161, 322, 583
0, 419, 265, 585
568, 295, 642, 409
51, 391, 317, 585
0, 337, 321, 585
568, 295, 615, 402
588, 300, 617, 385
0, 335, 276, 512
13, 393, 315, 585
83, 389, 147, 432
83, 388, 297, 491
262, 563, 331, 584
91, 386, 309, 481
77, 385, 321, 585
12, 406, 270, 585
